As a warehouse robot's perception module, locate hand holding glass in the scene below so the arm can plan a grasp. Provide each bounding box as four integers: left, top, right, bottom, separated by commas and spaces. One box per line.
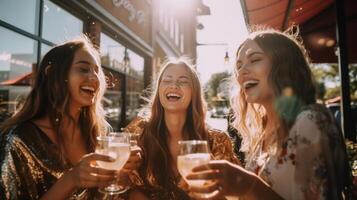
96, 132, 130, 194
177, 140, 213, 198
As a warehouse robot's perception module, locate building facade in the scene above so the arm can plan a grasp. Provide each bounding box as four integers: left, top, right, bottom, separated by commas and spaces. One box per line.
0, 0, 208, 129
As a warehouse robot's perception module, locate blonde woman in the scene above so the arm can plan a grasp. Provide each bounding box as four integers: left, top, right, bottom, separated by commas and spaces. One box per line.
124, 58, 240, 199
187, 29, 352, 199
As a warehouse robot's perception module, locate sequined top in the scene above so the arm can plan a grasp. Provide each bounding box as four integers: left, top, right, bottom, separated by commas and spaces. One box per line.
0, 121, 87, 199
124, 117, 240, 200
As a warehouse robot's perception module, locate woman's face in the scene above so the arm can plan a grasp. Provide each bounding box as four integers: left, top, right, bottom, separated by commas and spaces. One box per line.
159, 64, 193, 113
68, 48, 100, 109
236, 39, 274, 105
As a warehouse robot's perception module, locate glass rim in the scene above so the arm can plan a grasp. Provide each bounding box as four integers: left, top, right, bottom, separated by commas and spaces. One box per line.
97, 132, 129, 139
178, 140, 207, 145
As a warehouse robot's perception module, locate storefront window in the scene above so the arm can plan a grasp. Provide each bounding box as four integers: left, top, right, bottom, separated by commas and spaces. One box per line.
0, 27, 37, 121
0, 0, 40, 34
126, 76, 144, 123
127, 49, 144, 78
42, 0, 83, 43
103, 69, 123, 131
100, 33, 126, 72
41, 43, 52, 59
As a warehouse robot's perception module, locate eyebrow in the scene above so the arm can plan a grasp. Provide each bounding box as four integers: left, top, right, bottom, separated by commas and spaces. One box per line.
75, 60, 91, 65
247, 52, 264, 58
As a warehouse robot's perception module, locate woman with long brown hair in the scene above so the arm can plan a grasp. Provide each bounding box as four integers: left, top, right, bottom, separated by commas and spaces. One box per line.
0, 36, 140, 199
124, 57, 240, 199
186, 28, 353, 199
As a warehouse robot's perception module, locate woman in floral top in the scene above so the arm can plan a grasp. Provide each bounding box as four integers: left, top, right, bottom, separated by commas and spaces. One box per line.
186, 28, 352, 199
124, 58, 240, 199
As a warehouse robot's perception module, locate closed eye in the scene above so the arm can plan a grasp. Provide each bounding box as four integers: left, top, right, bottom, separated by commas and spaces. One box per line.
77, 66, 91, 73
161, 79, 172, 84
251, 58, 261, 63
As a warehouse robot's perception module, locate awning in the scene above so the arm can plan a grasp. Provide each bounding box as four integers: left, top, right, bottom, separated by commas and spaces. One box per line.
240, 0, 357, 63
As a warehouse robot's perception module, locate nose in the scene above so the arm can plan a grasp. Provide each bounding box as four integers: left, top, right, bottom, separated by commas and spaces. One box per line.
237, 64, 249, 77
88, 71, 99, 82
168, 81, 180, 88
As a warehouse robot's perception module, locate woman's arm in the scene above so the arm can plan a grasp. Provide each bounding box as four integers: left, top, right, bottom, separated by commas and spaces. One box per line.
186, 160, 283, 199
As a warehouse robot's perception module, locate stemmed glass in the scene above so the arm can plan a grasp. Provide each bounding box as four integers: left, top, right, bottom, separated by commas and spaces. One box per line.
96, 132, 130, 194
177, 140, 214, 198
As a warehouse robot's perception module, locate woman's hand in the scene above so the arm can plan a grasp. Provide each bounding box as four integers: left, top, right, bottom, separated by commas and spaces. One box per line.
65, 153, 118, 189
123, 146, 142, 171
186, 160, 258, 199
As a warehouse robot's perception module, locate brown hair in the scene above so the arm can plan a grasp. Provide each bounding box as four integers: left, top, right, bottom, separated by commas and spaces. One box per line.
231, 28, 316, 163
139, 57, 208, 188
0, 35, 109, 161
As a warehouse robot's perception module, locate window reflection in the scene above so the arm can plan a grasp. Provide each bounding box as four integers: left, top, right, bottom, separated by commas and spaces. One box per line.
100, 33, 126, 71
0, 27, 37, 121
41, 44, 52, 59
42, 0, 83, 43
0, 0, 40, 34
103, 69, 122, 130
127, 49, 144, 78
126, 76, 144, 123
100, 32, 145, 127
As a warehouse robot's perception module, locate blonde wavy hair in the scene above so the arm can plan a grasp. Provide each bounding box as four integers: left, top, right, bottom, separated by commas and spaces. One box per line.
231, 28, 316, 164
139, 57, 208, 187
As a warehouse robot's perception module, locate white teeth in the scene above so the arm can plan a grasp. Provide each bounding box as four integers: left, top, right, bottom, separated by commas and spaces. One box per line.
243, 80, 259, 88
81, 86, 95, 92
166, 93, 181, 98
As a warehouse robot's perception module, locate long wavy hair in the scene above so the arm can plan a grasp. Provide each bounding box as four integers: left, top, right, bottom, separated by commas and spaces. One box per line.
231, 28, 316, 164
139, 57, 208, 188
0, 35, 109, 162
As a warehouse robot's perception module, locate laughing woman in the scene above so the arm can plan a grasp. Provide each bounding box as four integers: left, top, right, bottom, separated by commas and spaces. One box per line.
0, 36, 140, 199
186, 29, 353, 200
124, 58, 240, 200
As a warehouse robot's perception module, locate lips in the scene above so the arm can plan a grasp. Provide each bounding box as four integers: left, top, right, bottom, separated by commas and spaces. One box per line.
166, 92, 182, 101
242, 80, 259, 91
80, 85, 97, 96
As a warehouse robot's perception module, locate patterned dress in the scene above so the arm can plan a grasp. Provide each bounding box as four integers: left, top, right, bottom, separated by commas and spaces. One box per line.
124, 117, 240, 200
245, 105, 350, 200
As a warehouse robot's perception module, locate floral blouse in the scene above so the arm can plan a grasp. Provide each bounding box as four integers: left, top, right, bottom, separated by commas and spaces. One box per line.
246, 105, 349, 199
124, 117, 240, 200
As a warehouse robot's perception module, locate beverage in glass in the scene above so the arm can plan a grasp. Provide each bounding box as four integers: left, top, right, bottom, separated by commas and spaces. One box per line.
96, 132, 130, 194
177, 140, 216, 198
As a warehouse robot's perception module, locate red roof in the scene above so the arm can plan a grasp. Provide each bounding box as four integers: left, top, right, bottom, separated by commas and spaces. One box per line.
0, 73, 32, 86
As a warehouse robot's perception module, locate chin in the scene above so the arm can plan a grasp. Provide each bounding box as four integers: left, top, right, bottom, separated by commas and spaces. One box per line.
163, 105, 187, 113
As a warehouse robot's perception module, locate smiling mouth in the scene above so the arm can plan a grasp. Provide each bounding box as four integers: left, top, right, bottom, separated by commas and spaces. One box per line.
243, 80, 259, 91
80, 86, 96, 96
166, 93, 182, 101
